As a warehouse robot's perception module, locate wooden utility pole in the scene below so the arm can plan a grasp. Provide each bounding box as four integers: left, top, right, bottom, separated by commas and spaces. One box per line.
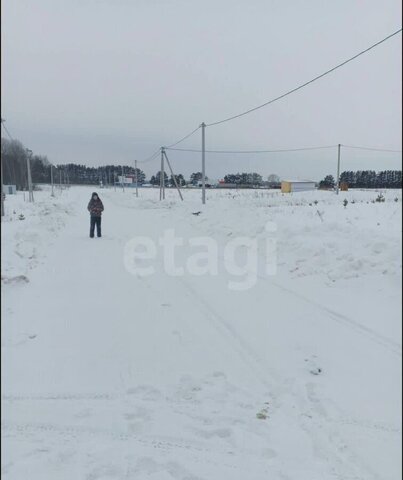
135, 160, 139, 198
163, 150, 183, 201
201, 122, 206, 204
26, 149, 34, 202
336, 144, 341, 195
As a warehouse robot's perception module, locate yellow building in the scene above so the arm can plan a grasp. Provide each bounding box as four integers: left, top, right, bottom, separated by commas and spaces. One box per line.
281, 180, 316, 193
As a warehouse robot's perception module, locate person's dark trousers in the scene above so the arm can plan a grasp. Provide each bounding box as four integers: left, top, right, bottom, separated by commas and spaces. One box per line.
90, 216, 102, 238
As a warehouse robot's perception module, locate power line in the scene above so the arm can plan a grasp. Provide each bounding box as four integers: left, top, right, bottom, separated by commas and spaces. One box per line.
140, 126, 201, 165
138, 149, 161, 164
206, 28, 402, 127
1, 119, 15, 141
165, 126, 201, 148
341, 144, 402, 153
165, 145, 338, 154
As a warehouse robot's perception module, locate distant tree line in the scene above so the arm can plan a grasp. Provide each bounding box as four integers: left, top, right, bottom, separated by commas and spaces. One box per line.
223, 172, 263, 186
2, 137, 283, 189
1, 137, 147, 187
339, 170, 402, 188
1, 138, 51, 190
61, 163, 146, 185
319, 170, 402, 189
5, 135, 399, 190
1, 137, 207, 188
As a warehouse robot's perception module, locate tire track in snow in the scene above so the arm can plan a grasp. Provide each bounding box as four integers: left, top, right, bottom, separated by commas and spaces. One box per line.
300, 382, 387, 480
175, 203, 401, 358
1, 420, 272, 464
266, 277, 402, 357
2, 393, 115, 402
160, 206, 398, 479
176, 277, 386, 480
169, 197, 401, 358
176, 276, 279, 391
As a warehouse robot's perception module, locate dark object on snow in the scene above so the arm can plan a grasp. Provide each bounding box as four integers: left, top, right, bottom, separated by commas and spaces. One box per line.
1, 275, 29, 285
88, 192, 104, 238
192, 211, 202, 216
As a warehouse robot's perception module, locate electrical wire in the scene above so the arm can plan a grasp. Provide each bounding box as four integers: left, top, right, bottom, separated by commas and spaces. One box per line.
1, 119, 20, 185
165, 145, 338, 154
1, 120, 15, 141
139, 126, 201, 165
205, 28, 402, 127
138, 149, 161, 164
165, 126, 201, 148
341, 144, 402, 153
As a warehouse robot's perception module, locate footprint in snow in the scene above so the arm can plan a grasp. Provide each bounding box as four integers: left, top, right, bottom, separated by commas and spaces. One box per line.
310, 367, 322, 375
304, 355, 322, 376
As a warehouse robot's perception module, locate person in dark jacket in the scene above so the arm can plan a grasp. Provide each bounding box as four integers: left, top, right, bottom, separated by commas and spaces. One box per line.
87, 192, 104, 238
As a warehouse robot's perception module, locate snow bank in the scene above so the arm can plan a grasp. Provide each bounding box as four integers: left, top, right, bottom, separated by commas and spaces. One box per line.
1, 187, 76, 282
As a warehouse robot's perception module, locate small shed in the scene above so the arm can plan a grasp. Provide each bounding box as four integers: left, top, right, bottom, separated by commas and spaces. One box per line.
281, 180, 316, 193
3, 185, 17, 195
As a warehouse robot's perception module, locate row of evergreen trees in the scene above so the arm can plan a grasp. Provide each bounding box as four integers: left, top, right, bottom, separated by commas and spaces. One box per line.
223, 172, 263, 186
339, 170, 402, 188
320, 171, 402, 189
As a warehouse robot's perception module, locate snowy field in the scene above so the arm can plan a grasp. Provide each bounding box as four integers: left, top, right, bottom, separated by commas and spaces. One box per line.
1, 186, 402, 479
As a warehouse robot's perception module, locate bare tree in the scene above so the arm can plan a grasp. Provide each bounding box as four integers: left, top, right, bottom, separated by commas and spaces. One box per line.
267, 174, 280, 183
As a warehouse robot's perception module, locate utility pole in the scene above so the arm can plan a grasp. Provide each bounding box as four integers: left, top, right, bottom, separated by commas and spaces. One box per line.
201, 122, 206, 204
160, 149, 163, 200
163, 150, 183, 201
26, 149, 34, 202
59, 169, 62, 190
162, 151, 165, 200
1, 152, 4, 217
1, 119, 6, 216
161, 148, 166, 200
336, 143, 341, 195
135, 160, 139, 198
51, 164, 55, 197
121, 165, 125, 192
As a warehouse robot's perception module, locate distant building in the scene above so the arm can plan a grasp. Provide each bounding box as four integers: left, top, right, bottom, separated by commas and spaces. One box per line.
281, 180, 316, 193
117, 175, 134, 185
217, 181, 237, 188
217, 179, 260, 189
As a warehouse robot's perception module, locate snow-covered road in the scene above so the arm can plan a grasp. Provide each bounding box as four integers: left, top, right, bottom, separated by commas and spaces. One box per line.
2, 186, 402, 479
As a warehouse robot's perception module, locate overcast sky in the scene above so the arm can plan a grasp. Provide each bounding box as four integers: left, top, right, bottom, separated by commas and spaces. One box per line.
1, 0, 402, 181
